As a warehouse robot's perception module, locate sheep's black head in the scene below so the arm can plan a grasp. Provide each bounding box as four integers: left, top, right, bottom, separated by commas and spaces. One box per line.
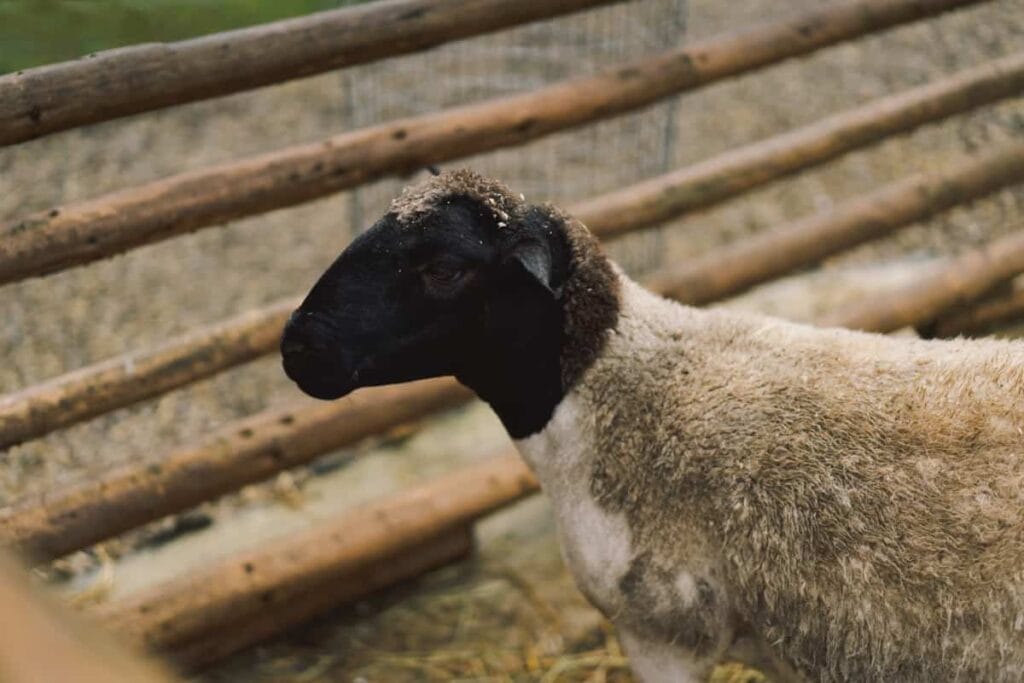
281, 170, 616, 437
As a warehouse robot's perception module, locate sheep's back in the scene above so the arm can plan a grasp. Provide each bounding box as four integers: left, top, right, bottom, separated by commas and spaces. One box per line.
583, 280, 1024, 681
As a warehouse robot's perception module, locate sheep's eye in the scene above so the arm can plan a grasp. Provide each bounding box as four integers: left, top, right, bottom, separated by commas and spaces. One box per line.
421, 259, 467, 288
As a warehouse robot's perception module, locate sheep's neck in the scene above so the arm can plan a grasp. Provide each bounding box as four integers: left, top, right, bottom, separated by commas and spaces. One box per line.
458, 216, 620, 439
461, 332, 564, 439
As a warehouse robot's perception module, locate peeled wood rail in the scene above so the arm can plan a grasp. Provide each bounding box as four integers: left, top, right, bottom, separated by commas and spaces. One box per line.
5, 145, 1022, 563
91, 453, 537, 666
823, 227, 1024, 332
0, 0, 985, 285
573, 51, 1024, 238
927, 279, 1024, 338
647, 143, 1024, 304
0, 378, 472, 562
4, 54, 1022, 451
171, 526, 474, 670
0, 300, 298, 450
0, 0, 620, 147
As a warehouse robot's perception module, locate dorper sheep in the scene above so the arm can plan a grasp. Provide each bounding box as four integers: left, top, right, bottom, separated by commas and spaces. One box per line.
281, 169, 1024, 682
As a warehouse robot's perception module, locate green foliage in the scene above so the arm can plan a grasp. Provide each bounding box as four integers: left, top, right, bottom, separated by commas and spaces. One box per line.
0, 0, 365, 73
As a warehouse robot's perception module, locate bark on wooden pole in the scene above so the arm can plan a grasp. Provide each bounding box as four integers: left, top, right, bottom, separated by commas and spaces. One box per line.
90, 453, 536, 655
573, 51, 1024, 238
822, 228, 1024, 332
4, 54, 1019, 449
0, 378, 472, 562
0, 299, 298, 450
170, 526, 475, 670
0, 0, 620, 147
646, 144, 1024, 305
0, 0, 985, 285
926, 280, 1024, 338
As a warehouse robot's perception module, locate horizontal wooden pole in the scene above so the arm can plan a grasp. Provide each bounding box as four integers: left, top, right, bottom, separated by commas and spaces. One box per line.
0, 299, 298, 450
3, 53, 1017, 449
0, 378, 472, 562
90, 453, 536, 654
823, 228, 1024, 332
0, 0, 620, 147
169, 525, 474, 671
646, 144, 1024, 305
573, 51, 1024, 238
0, 0, 984, 285
927, 279, 1024, 338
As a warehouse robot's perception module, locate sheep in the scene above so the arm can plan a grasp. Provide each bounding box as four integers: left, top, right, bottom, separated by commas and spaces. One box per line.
281, 169, 1024, 682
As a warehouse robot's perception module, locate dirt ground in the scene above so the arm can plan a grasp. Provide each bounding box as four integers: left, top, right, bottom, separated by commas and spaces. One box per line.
1, 0, 1023, 680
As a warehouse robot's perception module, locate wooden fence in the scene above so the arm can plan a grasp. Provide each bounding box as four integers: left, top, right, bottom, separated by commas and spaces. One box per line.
1, 0, 1022, 670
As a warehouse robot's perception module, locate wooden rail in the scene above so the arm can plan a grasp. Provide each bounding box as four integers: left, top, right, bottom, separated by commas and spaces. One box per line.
0, 0, 620, 147
5, 145, 1021, 563
926, 279, 1024, 338
0, 0, 985, 285
0, 379, 471, 562
4, 54, 1020, 449
172, 526, 474, 670
91, 453, 536, 665
647, 144, 1024, 304
823, 227, 1024, 332
0, 300, 298, 450
574, 51, 1024, 238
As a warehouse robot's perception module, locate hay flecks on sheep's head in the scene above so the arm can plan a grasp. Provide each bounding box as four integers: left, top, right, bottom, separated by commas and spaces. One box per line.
389, 168, 523, 227
281, 169, 618, 438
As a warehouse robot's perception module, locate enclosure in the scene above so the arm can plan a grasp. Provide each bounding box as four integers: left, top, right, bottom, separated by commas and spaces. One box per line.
1, 0, 1023, 680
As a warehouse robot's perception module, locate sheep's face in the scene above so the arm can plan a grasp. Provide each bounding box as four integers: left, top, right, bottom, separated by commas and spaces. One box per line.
281, 193, 566, 405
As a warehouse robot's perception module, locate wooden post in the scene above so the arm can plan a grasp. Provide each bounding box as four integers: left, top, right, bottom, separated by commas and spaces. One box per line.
822, 228, 1024, 333
0, 379, 472, 562
646, 144, 1024, 305
0, 0, 620, 146
0, 553, 180, 682
0, 0, 985, 285
3, 54, 1020, 448
91, 453, 537, 660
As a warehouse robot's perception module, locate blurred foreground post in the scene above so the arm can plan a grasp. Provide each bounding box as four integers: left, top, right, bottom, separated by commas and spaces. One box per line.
0, 553, 180, 682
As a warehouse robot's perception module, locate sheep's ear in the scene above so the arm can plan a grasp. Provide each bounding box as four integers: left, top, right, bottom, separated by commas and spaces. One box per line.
508, 240, 554, 294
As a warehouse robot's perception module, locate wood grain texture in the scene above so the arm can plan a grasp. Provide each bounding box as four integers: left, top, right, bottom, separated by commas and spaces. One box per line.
646, 144, 1024, 305
824, 228, 1024, 332
90, 453, 536, 655
0, 299, 298, 450
573, 52, 1024, 238
0, 0, 619, 146
0, 378, 472, 561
